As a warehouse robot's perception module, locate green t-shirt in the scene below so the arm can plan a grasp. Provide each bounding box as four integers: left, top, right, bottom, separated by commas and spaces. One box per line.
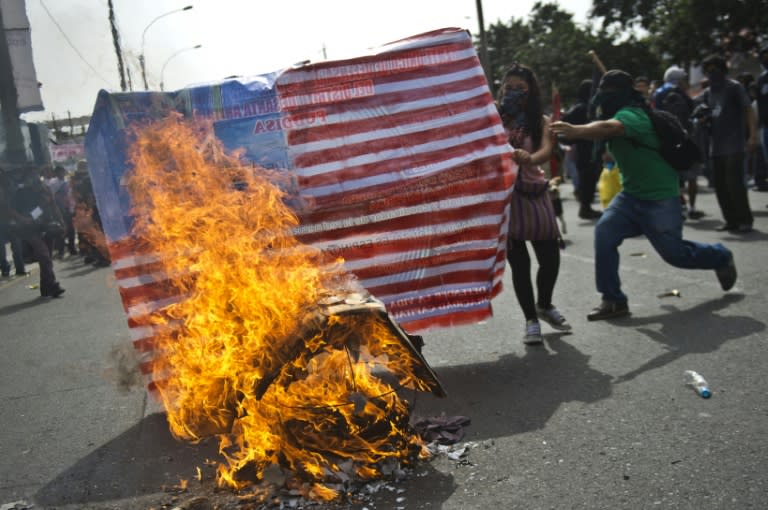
608, 107, 680, 200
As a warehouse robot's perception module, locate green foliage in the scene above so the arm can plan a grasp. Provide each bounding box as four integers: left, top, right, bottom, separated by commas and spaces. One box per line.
478, 2, 661, 109
591, 0, 768, 65
474, 0, 768, 108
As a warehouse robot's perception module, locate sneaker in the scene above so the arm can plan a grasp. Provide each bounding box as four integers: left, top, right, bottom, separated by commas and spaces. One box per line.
523, 320, 544, 345
735, 224, 753, 233
715, 253, 737, 291
688, 209, 705, 220
537, 305, 572, 331
715, 224, 737, 232
587, 300, 630, 321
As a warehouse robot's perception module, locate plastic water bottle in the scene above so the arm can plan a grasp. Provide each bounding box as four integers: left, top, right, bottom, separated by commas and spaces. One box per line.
684, 370, 712, 398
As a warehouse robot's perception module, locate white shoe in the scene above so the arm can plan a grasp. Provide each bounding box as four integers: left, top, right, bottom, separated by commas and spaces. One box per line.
536, 306, 572, 331
524, 320, 543, 345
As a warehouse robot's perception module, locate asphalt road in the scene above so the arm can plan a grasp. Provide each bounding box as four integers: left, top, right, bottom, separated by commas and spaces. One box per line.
1, 182, 767, 510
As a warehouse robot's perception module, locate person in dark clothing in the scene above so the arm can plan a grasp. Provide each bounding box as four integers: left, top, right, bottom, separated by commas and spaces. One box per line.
0, 229, 27, 277
1, 171, 28, 277
0, 168, 65, 297
756, 44, 768, 192
71, 161, 110, 267
699, 54, 758, 232
654, 66, 704, 219
561, 79, 602, 219
49, 165, 77, 257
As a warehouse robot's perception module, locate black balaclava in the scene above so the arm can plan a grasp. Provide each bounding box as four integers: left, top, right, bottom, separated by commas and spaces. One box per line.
702, 55, 728, 88
589, 70, 642, 120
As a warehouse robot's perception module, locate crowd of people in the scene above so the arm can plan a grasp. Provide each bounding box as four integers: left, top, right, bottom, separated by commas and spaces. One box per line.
0, 160, 110, 298
499, 45, 768, 342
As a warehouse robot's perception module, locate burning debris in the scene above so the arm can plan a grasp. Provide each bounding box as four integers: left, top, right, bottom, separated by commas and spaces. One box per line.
124, 116, 445, 500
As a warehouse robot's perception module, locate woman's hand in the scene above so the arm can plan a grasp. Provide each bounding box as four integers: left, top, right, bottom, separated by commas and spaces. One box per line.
512, 149, 532, 165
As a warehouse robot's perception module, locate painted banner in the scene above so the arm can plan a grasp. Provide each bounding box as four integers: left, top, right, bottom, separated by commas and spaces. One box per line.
85, 27, 515, 364
49, 142, 84, 162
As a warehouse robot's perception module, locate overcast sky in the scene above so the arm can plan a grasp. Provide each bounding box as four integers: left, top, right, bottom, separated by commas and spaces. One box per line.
20, 0, 593, 122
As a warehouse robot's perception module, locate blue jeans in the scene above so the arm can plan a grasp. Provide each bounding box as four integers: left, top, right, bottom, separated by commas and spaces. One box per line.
594, 192, 731, 303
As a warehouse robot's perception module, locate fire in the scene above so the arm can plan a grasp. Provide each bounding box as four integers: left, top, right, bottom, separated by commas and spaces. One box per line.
124, 115, 443, 498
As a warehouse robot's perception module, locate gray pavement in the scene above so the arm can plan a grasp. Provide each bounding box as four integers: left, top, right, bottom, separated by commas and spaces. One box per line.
1, 182, 767, 509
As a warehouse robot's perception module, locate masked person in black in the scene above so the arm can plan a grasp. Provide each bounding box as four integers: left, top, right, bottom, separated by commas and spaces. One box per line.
551, 70, 736, 321
0, 168, 65, 298
756, 45, 768, 194
561, 79, 602, 219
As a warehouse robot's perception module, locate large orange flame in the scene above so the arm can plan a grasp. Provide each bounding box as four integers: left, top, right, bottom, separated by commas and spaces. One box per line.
124, 115, 436, 499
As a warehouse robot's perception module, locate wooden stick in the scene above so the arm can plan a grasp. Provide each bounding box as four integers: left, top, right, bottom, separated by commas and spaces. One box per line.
588, 50, 607, 75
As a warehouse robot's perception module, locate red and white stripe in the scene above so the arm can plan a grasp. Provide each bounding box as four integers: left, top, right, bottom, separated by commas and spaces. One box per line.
278, 28, 514, 330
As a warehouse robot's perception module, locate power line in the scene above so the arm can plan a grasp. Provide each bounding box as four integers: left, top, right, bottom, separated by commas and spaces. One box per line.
37, 0, 113, 87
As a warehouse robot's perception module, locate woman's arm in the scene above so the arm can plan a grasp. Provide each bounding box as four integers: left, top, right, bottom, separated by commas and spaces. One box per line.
511, 115, 554, 166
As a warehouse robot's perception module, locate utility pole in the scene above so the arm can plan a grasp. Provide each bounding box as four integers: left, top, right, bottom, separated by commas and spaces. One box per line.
108, 0, 127, 91
0, 5, 27, 165
475, 0, 492, 91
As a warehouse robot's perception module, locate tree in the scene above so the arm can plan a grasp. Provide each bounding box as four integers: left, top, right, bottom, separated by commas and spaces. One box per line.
479, 2, 661, 108
590, 0, 768, 67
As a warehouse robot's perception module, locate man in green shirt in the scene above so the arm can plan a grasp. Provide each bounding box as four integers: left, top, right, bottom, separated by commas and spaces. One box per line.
551, 70, 736, 321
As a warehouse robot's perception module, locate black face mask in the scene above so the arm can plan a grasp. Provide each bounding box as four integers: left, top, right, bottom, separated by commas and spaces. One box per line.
705, 68, 726, 84
590, 90, 632, 120
501, 89, 528, 117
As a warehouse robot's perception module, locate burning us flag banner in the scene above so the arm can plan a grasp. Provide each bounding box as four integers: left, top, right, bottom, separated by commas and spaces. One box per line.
84, 27, 514, 495
85, 27, 514, 337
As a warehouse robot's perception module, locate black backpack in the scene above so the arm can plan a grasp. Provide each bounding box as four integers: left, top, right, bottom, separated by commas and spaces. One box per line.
632, 108, 702, 172
658, 88, 693, 129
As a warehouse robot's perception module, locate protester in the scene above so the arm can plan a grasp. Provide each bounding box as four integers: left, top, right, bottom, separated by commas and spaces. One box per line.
754, 44, 768, 193
561, 79, 602, 219
0, 170, 29, 277
653, 65, 704, 219
0, 167, 65, 298
46, 165, 77, 258
697, 54, 757, 232
648, 79, 662, 100
498, 63, 571, 343
692, 78, 715, 188
71, 161, 110, 267
634, 75, 651, 103
551, 70, 737, 321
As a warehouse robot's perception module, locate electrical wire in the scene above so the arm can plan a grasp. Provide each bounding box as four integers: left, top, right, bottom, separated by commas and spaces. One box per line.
37, 0, 113, 86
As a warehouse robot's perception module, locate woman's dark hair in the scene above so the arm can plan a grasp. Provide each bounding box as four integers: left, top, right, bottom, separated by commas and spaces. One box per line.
497, 63, 543, 149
